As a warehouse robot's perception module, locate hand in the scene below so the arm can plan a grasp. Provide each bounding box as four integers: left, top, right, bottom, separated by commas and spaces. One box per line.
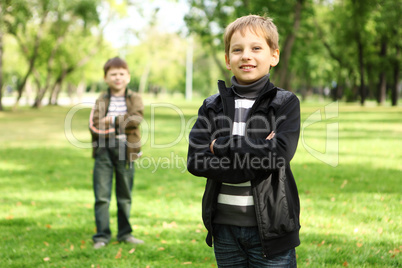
210, 139, 216, 154
99, 117, 109, 124
100, 116, 114, 125
266, 131, 275, 140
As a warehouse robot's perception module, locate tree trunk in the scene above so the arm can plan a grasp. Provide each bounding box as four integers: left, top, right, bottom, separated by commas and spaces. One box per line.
50, 83, 62, 105
378, 41, 387, 105
49, 68, 68, 105
31, 35, 64, 108
276, 0, 303, 89
139, 62, 151, 93
391, 44, 400, 106
0, 31, 3, 111
356, 33, 366, 105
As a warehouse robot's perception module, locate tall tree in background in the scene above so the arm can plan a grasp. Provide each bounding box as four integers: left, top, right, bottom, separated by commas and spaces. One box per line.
38, 0, 102, 107
1, 0, 107, 109
2, 0, 42, 109
314, 0, 401, 105
350, 0, 375, 105
375, 0, 401, 106
273, 0, 305, 91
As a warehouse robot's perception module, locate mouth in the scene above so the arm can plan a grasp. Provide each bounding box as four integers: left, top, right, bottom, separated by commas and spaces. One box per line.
240, 65, 256, 70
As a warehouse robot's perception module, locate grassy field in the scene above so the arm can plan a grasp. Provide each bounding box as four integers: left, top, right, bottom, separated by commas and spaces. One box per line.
0, 97, 401, 267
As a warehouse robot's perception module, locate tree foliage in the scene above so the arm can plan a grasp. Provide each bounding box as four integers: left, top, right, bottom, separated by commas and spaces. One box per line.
184, 0, 401, 105
0, 0, 108, 109
0, 0, 401, 109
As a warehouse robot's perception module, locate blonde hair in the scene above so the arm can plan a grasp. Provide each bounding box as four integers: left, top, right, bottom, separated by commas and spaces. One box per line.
224, 15, 279, 56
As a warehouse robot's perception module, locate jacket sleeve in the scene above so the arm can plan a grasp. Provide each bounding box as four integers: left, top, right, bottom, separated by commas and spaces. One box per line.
89, 97, 115, 139
213, 93, 300, 167
115, 92, 144, 130
187, 100, 261, 184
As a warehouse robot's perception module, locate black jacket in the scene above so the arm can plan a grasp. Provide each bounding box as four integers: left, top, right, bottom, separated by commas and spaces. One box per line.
187, 79, 301, 257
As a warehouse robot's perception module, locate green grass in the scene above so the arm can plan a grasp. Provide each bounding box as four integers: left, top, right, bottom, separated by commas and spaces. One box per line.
0, 98, 401, 267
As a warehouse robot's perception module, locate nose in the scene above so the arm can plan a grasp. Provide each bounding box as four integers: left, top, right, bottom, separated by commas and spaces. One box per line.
241, 51, 251, 61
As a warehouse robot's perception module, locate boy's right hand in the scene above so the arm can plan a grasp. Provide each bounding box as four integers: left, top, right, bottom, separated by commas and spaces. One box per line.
266, 131, 275, 140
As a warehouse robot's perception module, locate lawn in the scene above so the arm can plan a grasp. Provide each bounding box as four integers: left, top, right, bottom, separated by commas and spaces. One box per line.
0, 97, 401, 267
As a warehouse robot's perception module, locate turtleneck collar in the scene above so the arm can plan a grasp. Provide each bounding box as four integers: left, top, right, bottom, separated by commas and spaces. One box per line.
231, 74, 270, 99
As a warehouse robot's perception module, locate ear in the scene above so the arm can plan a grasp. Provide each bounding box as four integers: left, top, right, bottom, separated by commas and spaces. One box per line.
225, 54, 231, 70
270, 49, 280, 67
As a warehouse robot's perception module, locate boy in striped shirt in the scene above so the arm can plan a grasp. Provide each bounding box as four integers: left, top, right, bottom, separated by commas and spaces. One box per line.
188, 15, 301, 267
89, 57, 144, 249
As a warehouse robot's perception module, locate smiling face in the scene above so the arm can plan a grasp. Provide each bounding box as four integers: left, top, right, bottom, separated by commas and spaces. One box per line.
225, 28, 279, 85
104, 67, 131, 96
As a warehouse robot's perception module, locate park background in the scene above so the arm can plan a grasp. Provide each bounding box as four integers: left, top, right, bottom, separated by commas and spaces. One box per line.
0, 0, 401, 267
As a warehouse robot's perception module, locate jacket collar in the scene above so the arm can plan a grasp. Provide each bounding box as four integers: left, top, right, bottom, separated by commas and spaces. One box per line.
206, 79, 278, 115
217, 79, 276, 98
106, 88, 130, 98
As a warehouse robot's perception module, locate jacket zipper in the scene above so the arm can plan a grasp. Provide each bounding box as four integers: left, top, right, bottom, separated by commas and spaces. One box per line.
249, 87, 278, 258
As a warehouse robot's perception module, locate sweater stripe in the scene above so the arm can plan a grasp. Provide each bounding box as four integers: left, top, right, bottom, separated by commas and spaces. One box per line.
217, 194, 254, 206
232, 122, 246, 136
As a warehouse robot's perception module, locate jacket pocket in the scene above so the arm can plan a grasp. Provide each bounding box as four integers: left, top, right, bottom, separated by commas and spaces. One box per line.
263, 168, 296, 238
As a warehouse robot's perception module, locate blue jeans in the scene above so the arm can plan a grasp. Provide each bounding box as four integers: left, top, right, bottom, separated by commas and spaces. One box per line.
213, 224, 297, 267
92, 140, 135, 243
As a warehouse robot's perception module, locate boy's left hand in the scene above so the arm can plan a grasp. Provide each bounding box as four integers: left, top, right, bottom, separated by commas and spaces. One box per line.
210, 139, 216, 154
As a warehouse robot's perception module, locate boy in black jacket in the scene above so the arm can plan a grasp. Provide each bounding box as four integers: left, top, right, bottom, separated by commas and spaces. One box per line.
187, 15, 300, 267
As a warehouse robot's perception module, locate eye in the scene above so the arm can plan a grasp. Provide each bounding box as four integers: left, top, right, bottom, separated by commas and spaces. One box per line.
253, 47, 262, 51
232, 48, 242, 53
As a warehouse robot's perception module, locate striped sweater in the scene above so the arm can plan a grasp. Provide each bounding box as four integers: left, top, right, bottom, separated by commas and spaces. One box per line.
107, 95, 127, 140
213, 74, 269, 226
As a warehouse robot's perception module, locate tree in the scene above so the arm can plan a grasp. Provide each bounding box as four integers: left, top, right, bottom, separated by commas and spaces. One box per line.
0, 0, 122, 109
313, 0, 401, 105
374, 0, 402, 106
29, 0, 102, 107
273, 0, 305, 91
1, 0, 45, 109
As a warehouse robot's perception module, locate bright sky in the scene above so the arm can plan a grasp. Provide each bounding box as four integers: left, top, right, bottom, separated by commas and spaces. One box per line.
102, 0, 189, 48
